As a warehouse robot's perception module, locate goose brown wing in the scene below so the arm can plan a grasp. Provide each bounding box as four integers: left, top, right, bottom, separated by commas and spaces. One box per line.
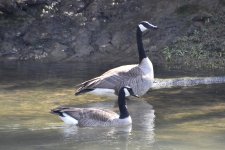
64, 108, 118, 122
75, 64, 142, 94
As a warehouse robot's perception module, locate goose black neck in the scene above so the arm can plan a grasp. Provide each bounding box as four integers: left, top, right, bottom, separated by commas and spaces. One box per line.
118, 89, 129, 119
137, 27, 147, 63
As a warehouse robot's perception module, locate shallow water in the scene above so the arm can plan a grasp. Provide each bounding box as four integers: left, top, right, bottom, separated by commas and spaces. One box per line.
0, 62, 225, 150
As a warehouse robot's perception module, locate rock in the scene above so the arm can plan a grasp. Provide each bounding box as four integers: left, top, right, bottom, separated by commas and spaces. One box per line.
95, 31, 112, 52
23, 26, 49, 44
74, 45, 94, 57
111, 31, 130, 50
192, 12, 212, 23
47, 43, 68, 61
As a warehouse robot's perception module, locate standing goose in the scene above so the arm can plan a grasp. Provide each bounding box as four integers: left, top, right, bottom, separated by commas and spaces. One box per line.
51, 86, 138, 127
75, 21, 158, 97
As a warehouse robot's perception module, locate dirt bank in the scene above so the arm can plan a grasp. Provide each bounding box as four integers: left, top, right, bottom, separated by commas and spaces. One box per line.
0, 0, 224, 72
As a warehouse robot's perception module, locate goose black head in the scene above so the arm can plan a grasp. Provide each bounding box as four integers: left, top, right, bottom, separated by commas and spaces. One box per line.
138, 21, 158, 32
122, 86, 139, 98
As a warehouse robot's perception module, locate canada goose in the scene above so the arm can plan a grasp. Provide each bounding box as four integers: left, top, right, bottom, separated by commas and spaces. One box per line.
75, 21, 158, 97
51, 86, 138, 127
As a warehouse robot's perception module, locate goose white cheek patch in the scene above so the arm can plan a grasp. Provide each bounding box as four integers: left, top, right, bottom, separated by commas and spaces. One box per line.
124, 88, 130, 97
138, 24, 148, 32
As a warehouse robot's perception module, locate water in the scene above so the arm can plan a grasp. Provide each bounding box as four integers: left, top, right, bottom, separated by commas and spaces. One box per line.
0, 62, 225, 150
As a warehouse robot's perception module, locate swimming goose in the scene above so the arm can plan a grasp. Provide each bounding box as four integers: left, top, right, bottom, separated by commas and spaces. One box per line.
51, 86, 138, 127
75, 21, 158, 97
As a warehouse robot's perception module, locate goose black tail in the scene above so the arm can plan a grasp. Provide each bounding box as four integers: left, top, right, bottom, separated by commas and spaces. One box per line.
51, 107, 68, 117
75, 89, 94, 96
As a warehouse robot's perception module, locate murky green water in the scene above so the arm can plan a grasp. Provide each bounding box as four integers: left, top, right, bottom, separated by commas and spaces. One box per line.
0, 62, 225, 150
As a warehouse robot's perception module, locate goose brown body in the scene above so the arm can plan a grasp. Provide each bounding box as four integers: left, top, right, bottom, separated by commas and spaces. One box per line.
52, 107, 127, 127
76, 59, 153, 96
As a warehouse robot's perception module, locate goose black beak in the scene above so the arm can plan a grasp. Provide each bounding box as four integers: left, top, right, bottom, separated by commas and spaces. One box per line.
147, 24, 158, 30
128, 89, 139, 98
132, 94, 139, 98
